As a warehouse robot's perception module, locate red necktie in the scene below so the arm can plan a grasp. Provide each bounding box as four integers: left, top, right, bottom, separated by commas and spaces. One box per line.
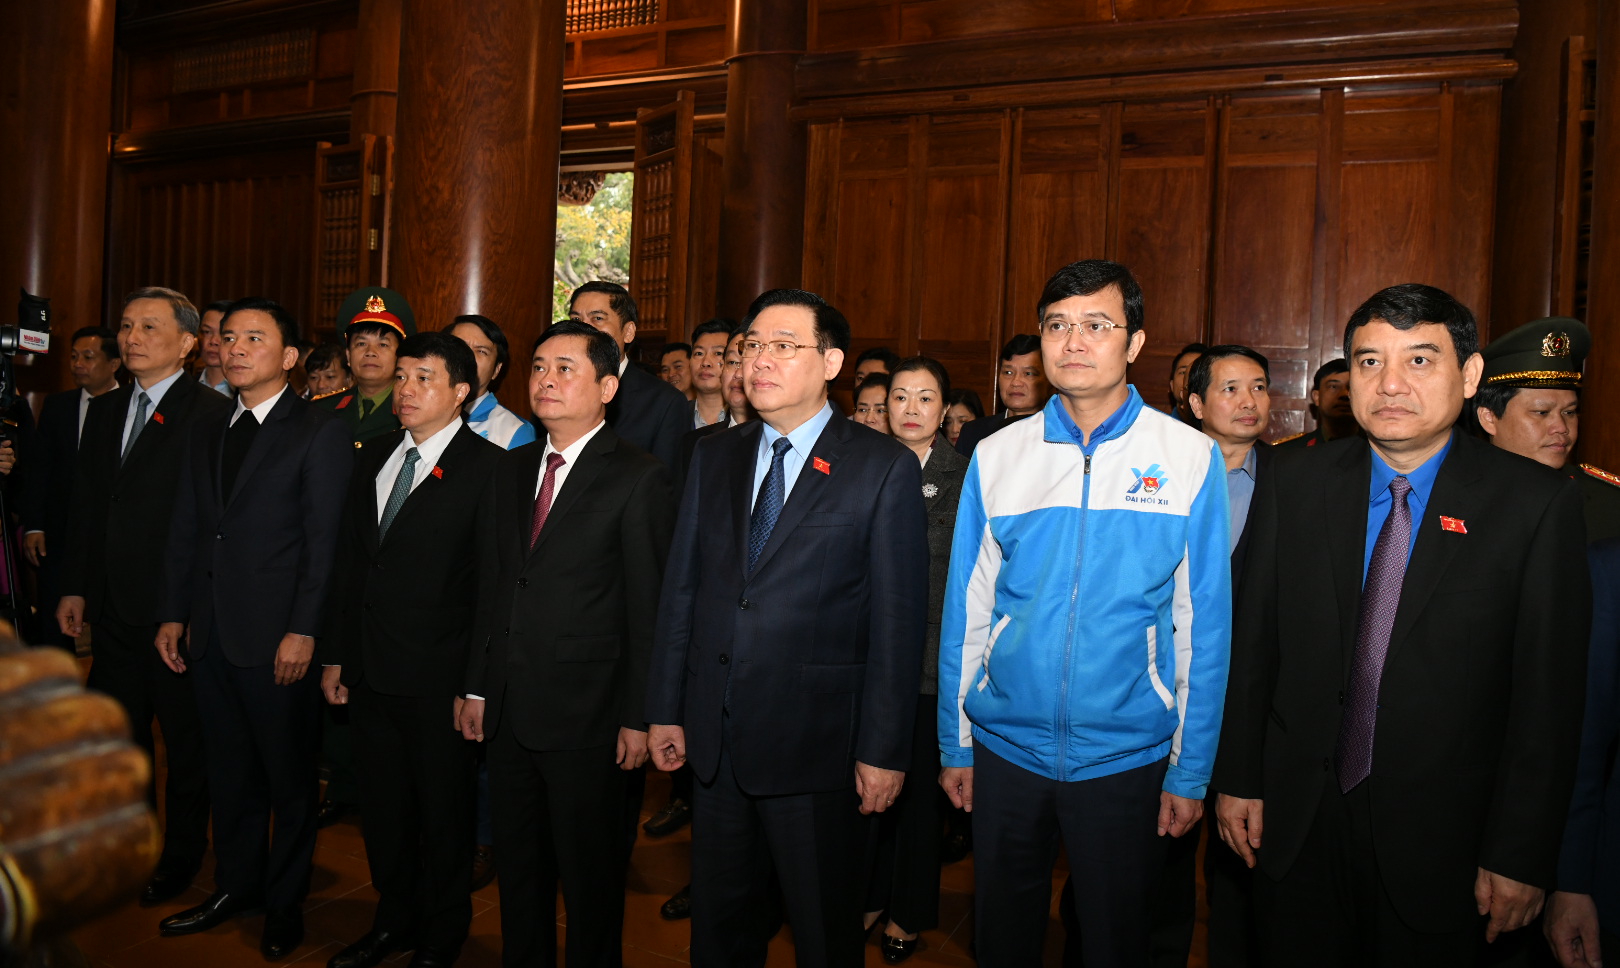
529, 452, 566, 549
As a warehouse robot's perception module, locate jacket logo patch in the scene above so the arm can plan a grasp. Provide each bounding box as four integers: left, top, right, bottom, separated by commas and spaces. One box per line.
1125, 464, 1171, 506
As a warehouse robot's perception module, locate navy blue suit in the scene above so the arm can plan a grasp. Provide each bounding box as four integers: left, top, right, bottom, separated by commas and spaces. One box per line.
1557, 538, 1620, 932
646, 409, 928, 967
162, 388, 353, 909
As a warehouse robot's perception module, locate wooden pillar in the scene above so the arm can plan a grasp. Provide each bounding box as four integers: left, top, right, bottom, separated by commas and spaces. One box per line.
351, 0, 403, 140
1584, 0, 1620, 469
391, 0, 565, 415
0, 0, 115, 395
715, 0, 808, 317
1489, 0, 1595, 331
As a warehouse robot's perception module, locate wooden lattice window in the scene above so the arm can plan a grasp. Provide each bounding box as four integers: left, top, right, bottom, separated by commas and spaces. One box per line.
566, 0, 659, 34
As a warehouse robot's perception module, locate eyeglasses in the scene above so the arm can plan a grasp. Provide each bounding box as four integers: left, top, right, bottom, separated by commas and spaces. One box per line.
1040, 319, 1128, 342
740, 340, 820, 361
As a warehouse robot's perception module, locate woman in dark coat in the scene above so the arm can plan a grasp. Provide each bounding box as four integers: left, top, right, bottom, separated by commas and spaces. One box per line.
863, 356, 969, 964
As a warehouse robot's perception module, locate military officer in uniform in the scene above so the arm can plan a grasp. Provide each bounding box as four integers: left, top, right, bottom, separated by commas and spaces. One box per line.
313, 287, 417, 445
1474, 317, 1620, 543
311, 287, 418, 826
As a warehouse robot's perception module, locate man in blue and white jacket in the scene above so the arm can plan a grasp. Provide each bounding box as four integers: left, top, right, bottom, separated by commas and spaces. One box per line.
938, 260, 1232, 968
449, 314, 537, 450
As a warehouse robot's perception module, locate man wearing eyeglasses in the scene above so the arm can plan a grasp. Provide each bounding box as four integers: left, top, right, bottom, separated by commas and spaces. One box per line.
938, 260, 1232, 967
646, 288, 929, 966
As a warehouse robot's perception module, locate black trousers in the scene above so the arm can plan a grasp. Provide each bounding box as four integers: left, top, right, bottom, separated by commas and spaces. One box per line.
1253, 779, 1484, 967
351, 683, 475, 952
86, 611, 210, 870
863, 700, 941, 934
690, 736, 866, 968
191, 638, 322, 909
1061, 813, 1216, 968
489, 726, 628, 968
974, 745, 1168, 968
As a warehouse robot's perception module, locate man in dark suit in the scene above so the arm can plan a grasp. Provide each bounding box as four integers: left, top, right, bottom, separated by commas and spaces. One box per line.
569, 281, 688, 469
457, 320, 674, 968
646, 288, 929, 967
1214, 284, 1591, 966
154, 297, 354, 960
1545, 538, 1620, 968
953, 334, 1048, 457
57, 294, 230, 906
24, 325, 121, 649
320, 332, 501, 968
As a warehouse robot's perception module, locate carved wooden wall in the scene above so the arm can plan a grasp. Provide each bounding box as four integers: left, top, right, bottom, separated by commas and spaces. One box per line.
802, 83, 1502, 436
107, 147, 318, 329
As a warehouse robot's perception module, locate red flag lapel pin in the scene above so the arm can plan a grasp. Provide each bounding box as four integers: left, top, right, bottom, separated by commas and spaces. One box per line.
813, 457, 831, 475
431, 465, 444, 479
1439, 516, 1467, 534
153, 412, 165, 424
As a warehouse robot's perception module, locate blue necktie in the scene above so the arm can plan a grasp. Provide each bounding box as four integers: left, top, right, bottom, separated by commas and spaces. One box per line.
748, 437, 792, 571
1336, 475, 1413, 792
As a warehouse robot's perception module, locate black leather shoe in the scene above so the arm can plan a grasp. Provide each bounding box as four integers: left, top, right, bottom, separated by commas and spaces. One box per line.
659, 884, 692, 921
160, 892, 264, 935
316, 799, 353, 828
469, 845, 496, 892
140, 864, 199, 906
880, 934, 918, 965
328, 929, 415, 968
260, 907, 304, 960
409, 947, 456, 967
642, 797, 692, 837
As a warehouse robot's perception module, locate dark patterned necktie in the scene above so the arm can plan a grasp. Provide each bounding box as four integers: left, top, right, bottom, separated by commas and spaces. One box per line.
377, 447, 420, 542
1336, 474, 1413, 793
529, 452, 566, 549
747, 437, 792, 571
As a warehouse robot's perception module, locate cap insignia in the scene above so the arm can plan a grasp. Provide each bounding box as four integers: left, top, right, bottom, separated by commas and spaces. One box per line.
1542, 332, 1571, 357
365, 295, 386, 313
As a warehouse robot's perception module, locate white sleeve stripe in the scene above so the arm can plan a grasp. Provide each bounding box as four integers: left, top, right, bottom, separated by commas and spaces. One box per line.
956, 519, 1001, 748
1169, 545, 1194, 766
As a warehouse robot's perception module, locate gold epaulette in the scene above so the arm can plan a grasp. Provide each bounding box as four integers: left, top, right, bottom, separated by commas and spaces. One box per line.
1271, 431, 1307, 445
310, 386, 354, 402
1581, 463, 1620, 488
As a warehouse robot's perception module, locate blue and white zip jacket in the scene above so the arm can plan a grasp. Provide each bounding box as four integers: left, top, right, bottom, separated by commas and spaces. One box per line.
937, 388, 1232, 799
467, 392, 536, 450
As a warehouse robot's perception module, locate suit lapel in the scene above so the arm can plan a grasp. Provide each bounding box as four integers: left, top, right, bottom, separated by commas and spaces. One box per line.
121, 379, 191, 475
732, 422, 763, 577
506, 441, 544, 563
528, 426, 615, 558
1326, 441, 1371, 676
225, 390, 298, 508
1389, 434, 1479, 650
748, 415, 848, 577
376, 428, 467, 548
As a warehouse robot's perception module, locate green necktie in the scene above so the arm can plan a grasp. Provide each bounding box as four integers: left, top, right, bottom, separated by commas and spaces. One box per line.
360, 397, 376, 421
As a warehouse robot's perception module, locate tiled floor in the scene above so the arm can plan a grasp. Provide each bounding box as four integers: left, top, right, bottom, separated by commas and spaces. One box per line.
66, 668, 1209, 967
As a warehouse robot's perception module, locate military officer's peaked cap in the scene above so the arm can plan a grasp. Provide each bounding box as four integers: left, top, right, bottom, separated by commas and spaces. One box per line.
1480, 316, 1589, 390
337, 287, 416, 340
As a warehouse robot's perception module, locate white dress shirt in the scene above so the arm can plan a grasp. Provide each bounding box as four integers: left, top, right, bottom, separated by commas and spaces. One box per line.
230, 384, 290, 426
374, 418, 462, 522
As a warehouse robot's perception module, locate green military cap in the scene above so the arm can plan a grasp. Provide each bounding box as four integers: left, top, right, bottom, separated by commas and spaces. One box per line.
336, 287, 416, 340
1480, 317, 1589, 390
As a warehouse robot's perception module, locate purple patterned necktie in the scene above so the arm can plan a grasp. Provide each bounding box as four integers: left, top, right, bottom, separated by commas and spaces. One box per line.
1335, 474, 1413, 793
